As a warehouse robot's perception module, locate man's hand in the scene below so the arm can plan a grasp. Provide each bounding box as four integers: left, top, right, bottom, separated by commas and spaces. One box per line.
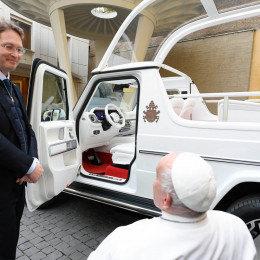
28, 163, 44, 183
16, 175, 30, 185
16, 163, 44, 184
16, 163, 44, 185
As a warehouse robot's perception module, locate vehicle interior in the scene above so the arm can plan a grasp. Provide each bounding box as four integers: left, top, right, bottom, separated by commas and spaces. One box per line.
78, 79, 138, 183
165, 75, 260, 125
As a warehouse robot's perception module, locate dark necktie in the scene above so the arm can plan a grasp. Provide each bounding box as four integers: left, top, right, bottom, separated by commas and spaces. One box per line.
3, 79, 12, 93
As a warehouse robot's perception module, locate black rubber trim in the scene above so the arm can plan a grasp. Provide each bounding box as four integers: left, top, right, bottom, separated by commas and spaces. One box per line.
65, 182, 160, 216
91, 66, 160, 76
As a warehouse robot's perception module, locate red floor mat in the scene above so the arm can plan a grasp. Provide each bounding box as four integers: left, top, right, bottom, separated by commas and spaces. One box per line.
82, 150, 128, 179
82, 151, 112, 174
105, 165, 128, 179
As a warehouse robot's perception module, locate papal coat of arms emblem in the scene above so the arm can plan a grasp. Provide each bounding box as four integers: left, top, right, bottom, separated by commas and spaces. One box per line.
143, 100, 160, 123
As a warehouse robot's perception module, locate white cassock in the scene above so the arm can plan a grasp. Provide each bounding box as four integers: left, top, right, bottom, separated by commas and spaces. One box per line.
88, 210, 257, 260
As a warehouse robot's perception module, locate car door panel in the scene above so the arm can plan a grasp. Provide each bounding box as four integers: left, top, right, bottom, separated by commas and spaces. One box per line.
26, 59, 80, 211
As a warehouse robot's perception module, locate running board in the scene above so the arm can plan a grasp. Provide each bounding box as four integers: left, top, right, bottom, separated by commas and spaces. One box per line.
64, 182, 160, 217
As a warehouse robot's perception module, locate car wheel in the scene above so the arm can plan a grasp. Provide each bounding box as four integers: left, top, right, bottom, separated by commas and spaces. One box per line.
227, 195, 260, 257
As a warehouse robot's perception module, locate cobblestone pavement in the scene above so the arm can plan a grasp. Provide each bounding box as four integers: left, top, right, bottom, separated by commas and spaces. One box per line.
17, 193, 146, 260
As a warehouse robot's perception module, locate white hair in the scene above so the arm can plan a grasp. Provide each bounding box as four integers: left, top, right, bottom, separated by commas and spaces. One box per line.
160, 166, 205, 218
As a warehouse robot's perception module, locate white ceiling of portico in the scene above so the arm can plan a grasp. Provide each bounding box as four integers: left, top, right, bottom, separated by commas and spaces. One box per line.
3, 0, 50, 25
1, 0, 143, 39
3, 0, 260, 41
2, 0, 207, 40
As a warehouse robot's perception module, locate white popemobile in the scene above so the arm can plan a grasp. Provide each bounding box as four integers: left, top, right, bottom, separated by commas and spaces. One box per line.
26, 0, 260, 255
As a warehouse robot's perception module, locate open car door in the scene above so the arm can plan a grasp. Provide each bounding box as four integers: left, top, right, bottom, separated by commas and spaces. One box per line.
26, 59, 81, 211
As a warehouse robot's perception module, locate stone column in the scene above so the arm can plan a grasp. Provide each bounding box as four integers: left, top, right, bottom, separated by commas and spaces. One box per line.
133, 15, 154, 62
49, 8, 77, 104
249, 30, 260, 97
95, 37, 113, 67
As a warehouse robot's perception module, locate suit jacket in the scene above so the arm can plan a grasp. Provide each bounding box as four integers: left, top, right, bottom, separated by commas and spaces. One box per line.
0, 80, 38, 201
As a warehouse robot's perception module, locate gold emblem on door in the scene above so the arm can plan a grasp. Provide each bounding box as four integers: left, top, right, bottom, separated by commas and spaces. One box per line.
143, 100, 160, 123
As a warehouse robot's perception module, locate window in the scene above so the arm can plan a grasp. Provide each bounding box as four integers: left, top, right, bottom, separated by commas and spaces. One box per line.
86, 80, 138, 112
11, 18, 31, 49
41, 71, 68, 121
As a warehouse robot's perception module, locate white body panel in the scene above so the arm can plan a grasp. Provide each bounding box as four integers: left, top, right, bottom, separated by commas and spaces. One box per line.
73, 66, 260, 207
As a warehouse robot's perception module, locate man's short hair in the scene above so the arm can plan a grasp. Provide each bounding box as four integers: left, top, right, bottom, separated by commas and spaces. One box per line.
0, 18, 24, 39
159, 166, 205, 218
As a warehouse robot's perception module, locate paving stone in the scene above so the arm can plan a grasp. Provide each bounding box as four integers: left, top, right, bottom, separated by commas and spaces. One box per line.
30, 251, 47, 260
82, 246, 94, 258
79, 234, 92, 243
73, 242, 87, 252
48, 237, 62, 246
27, 223, 39, 230
57, 256, 71, 260
45, 223, 56, 230
72, 231, 85, 239
35, 240, 50, 250
18, 241, 33, 251
69, 251, 84, 260
59, 246, 77, 256
19, 193, 144, 259
41, 245, 56, 255
25, 231, 38, 240
30, 236, 44, 245
96, 234, 107, 243
54, 241, 69, 251
20, 229, 34, 237
17, 256, 30, 260
41, 220, 51, 227
42, 250, 63, 260
54, 231, 67, 239
33, 226, 45, 233
68, 238, 81, 247
16, 248, 23, 258
18, 236, 28, 245
44, 233, 56, 241
50, 227, 62, 233
20, 225, 27, 232
23, 246, 40, 257
37, 230, 51, 237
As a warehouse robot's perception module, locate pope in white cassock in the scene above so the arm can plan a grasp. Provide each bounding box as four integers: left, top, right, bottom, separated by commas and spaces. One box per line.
88, 152, 257, 260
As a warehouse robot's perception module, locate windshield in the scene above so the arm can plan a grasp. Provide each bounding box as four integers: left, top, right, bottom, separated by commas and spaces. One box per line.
104, 0, 260, 69
107, 0, 206, 67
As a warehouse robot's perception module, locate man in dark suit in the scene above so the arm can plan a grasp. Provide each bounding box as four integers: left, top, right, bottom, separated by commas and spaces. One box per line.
0, 19, 44, 260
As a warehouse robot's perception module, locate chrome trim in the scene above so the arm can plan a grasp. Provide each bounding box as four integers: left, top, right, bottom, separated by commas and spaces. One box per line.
48, 139, 77, 156
64, 187, 160, 216
139, 150, 167, 156
139, 150, 260, 166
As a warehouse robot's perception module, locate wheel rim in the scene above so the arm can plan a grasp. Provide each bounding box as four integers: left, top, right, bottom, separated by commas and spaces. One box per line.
247, 219, 260, 258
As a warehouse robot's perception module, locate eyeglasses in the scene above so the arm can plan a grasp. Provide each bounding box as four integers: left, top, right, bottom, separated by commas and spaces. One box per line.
0, 44, 26, 55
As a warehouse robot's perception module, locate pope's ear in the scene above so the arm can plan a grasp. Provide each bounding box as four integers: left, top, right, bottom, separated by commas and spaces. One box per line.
162, 193, 172, 210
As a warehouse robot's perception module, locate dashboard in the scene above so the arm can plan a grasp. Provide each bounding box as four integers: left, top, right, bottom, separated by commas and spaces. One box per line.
94, 110, 107, 121
89, 109, 118, 123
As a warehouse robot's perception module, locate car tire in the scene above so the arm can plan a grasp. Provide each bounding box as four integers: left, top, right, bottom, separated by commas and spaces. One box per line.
226, 195, 260, 255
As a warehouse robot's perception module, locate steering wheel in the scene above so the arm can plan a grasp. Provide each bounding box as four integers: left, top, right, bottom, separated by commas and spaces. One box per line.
105, 103, 125, 129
